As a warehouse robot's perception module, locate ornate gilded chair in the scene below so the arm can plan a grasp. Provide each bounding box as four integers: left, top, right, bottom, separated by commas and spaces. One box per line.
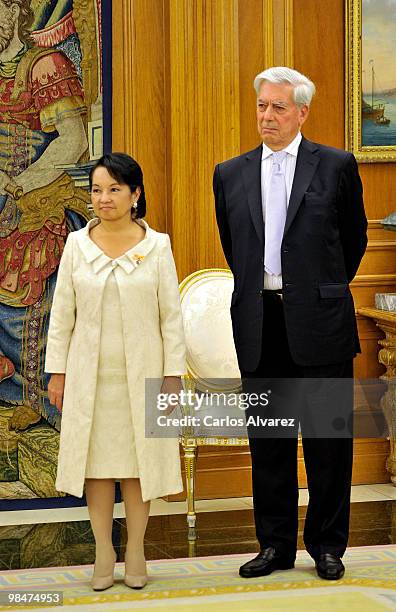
179, 269, 248, 533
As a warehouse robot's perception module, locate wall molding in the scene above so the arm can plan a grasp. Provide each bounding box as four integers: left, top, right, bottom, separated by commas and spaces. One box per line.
352, 274, 396, 287
263, 0, 274, 66
111, 0, 134, 153
263, 0, 293, 67
368, 220, 386, 229
284, 0, 294, 66
366, 241, 396, 251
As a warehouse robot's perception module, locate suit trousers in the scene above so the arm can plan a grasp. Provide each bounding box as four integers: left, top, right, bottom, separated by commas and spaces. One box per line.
241, 291, 353, 561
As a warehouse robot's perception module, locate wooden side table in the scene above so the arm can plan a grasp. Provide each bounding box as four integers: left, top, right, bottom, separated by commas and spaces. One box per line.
358, 307, 396, 484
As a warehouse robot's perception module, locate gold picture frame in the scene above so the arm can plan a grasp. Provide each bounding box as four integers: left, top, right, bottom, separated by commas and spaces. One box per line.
346, 0, 396, 162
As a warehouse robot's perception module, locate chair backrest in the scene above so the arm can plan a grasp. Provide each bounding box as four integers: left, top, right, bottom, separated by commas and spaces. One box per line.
179, 269, 241, 393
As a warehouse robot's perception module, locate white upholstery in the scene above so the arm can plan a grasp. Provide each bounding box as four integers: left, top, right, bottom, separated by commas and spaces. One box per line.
179, 269, 241, 392
179, 269, 246, 533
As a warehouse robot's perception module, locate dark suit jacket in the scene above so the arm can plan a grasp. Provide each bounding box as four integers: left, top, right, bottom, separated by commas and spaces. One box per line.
213, 136, 368, 372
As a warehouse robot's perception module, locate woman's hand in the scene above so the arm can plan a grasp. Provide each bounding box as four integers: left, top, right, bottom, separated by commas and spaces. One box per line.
160, 376, 183, 416
48, 374, 66, 413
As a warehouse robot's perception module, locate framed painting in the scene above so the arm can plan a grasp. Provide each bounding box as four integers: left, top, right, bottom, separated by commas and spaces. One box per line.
346, 0, 396, 162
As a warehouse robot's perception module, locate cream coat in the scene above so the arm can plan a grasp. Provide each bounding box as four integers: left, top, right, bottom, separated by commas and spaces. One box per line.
45, 219, 186, 501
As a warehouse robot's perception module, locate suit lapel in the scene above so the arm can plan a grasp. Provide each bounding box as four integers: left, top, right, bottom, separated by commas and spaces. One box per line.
284, 136, 319, 236
241, 145, 263, 244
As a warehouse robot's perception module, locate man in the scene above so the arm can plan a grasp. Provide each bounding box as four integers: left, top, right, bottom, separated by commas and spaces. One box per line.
214, 67, 367, 580
0, 0, 90, 432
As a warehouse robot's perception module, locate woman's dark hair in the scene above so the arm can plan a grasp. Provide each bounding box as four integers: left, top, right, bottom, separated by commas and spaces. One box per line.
89, 152, 147, 218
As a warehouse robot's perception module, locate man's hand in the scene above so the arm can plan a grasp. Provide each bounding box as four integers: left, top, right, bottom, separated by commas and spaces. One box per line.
160, 376, 183, 416
48, 373, 66, 413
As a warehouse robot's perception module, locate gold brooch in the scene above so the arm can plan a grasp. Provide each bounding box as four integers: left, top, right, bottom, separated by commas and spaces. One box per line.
133, 254, 145, 265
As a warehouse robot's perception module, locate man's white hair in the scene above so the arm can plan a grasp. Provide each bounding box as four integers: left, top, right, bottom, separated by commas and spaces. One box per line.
254, 66, 316, 107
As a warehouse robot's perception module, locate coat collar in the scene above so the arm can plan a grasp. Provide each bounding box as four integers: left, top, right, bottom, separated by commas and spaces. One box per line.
75, 218, 158, 274
241, 144, 263, 244
284, 136, 319, 236
241, 136, 320, 243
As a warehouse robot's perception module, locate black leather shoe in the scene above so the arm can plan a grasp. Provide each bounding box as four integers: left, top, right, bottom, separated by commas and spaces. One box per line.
315, 554, 345, 580
239, 547, 295, 578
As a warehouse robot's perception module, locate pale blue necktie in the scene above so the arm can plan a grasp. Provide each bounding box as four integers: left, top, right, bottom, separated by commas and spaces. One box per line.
264, 151, 287, 276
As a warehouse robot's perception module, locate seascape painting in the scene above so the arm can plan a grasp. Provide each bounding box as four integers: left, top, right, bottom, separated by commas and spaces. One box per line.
346, 0, 396, 161
361, 0, 396, 147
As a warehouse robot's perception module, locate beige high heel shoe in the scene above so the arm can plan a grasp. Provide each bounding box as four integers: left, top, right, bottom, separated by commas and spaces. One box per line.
124, 573, 147, 589
91, 550, 117, 591
124, 555, 147, 589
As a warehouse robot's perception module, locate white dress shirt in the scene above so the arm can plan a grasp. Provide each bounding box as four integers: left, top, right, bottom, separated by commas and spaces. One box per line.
262, 131, 302, 290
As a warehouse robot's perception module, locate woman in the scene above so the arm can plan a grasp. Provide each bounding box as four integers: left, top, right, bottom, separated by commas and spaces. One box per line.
45, 153, 186, 591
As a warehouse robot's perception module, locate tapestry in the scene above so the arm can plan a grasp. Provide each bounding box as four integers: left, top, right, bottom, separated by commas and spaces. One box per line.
0, 0, 106, 504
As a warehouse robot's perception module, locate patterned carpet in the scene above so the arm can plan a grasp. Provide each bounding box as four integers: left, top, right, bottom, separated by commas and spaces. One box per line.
0, 545, 395, 611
